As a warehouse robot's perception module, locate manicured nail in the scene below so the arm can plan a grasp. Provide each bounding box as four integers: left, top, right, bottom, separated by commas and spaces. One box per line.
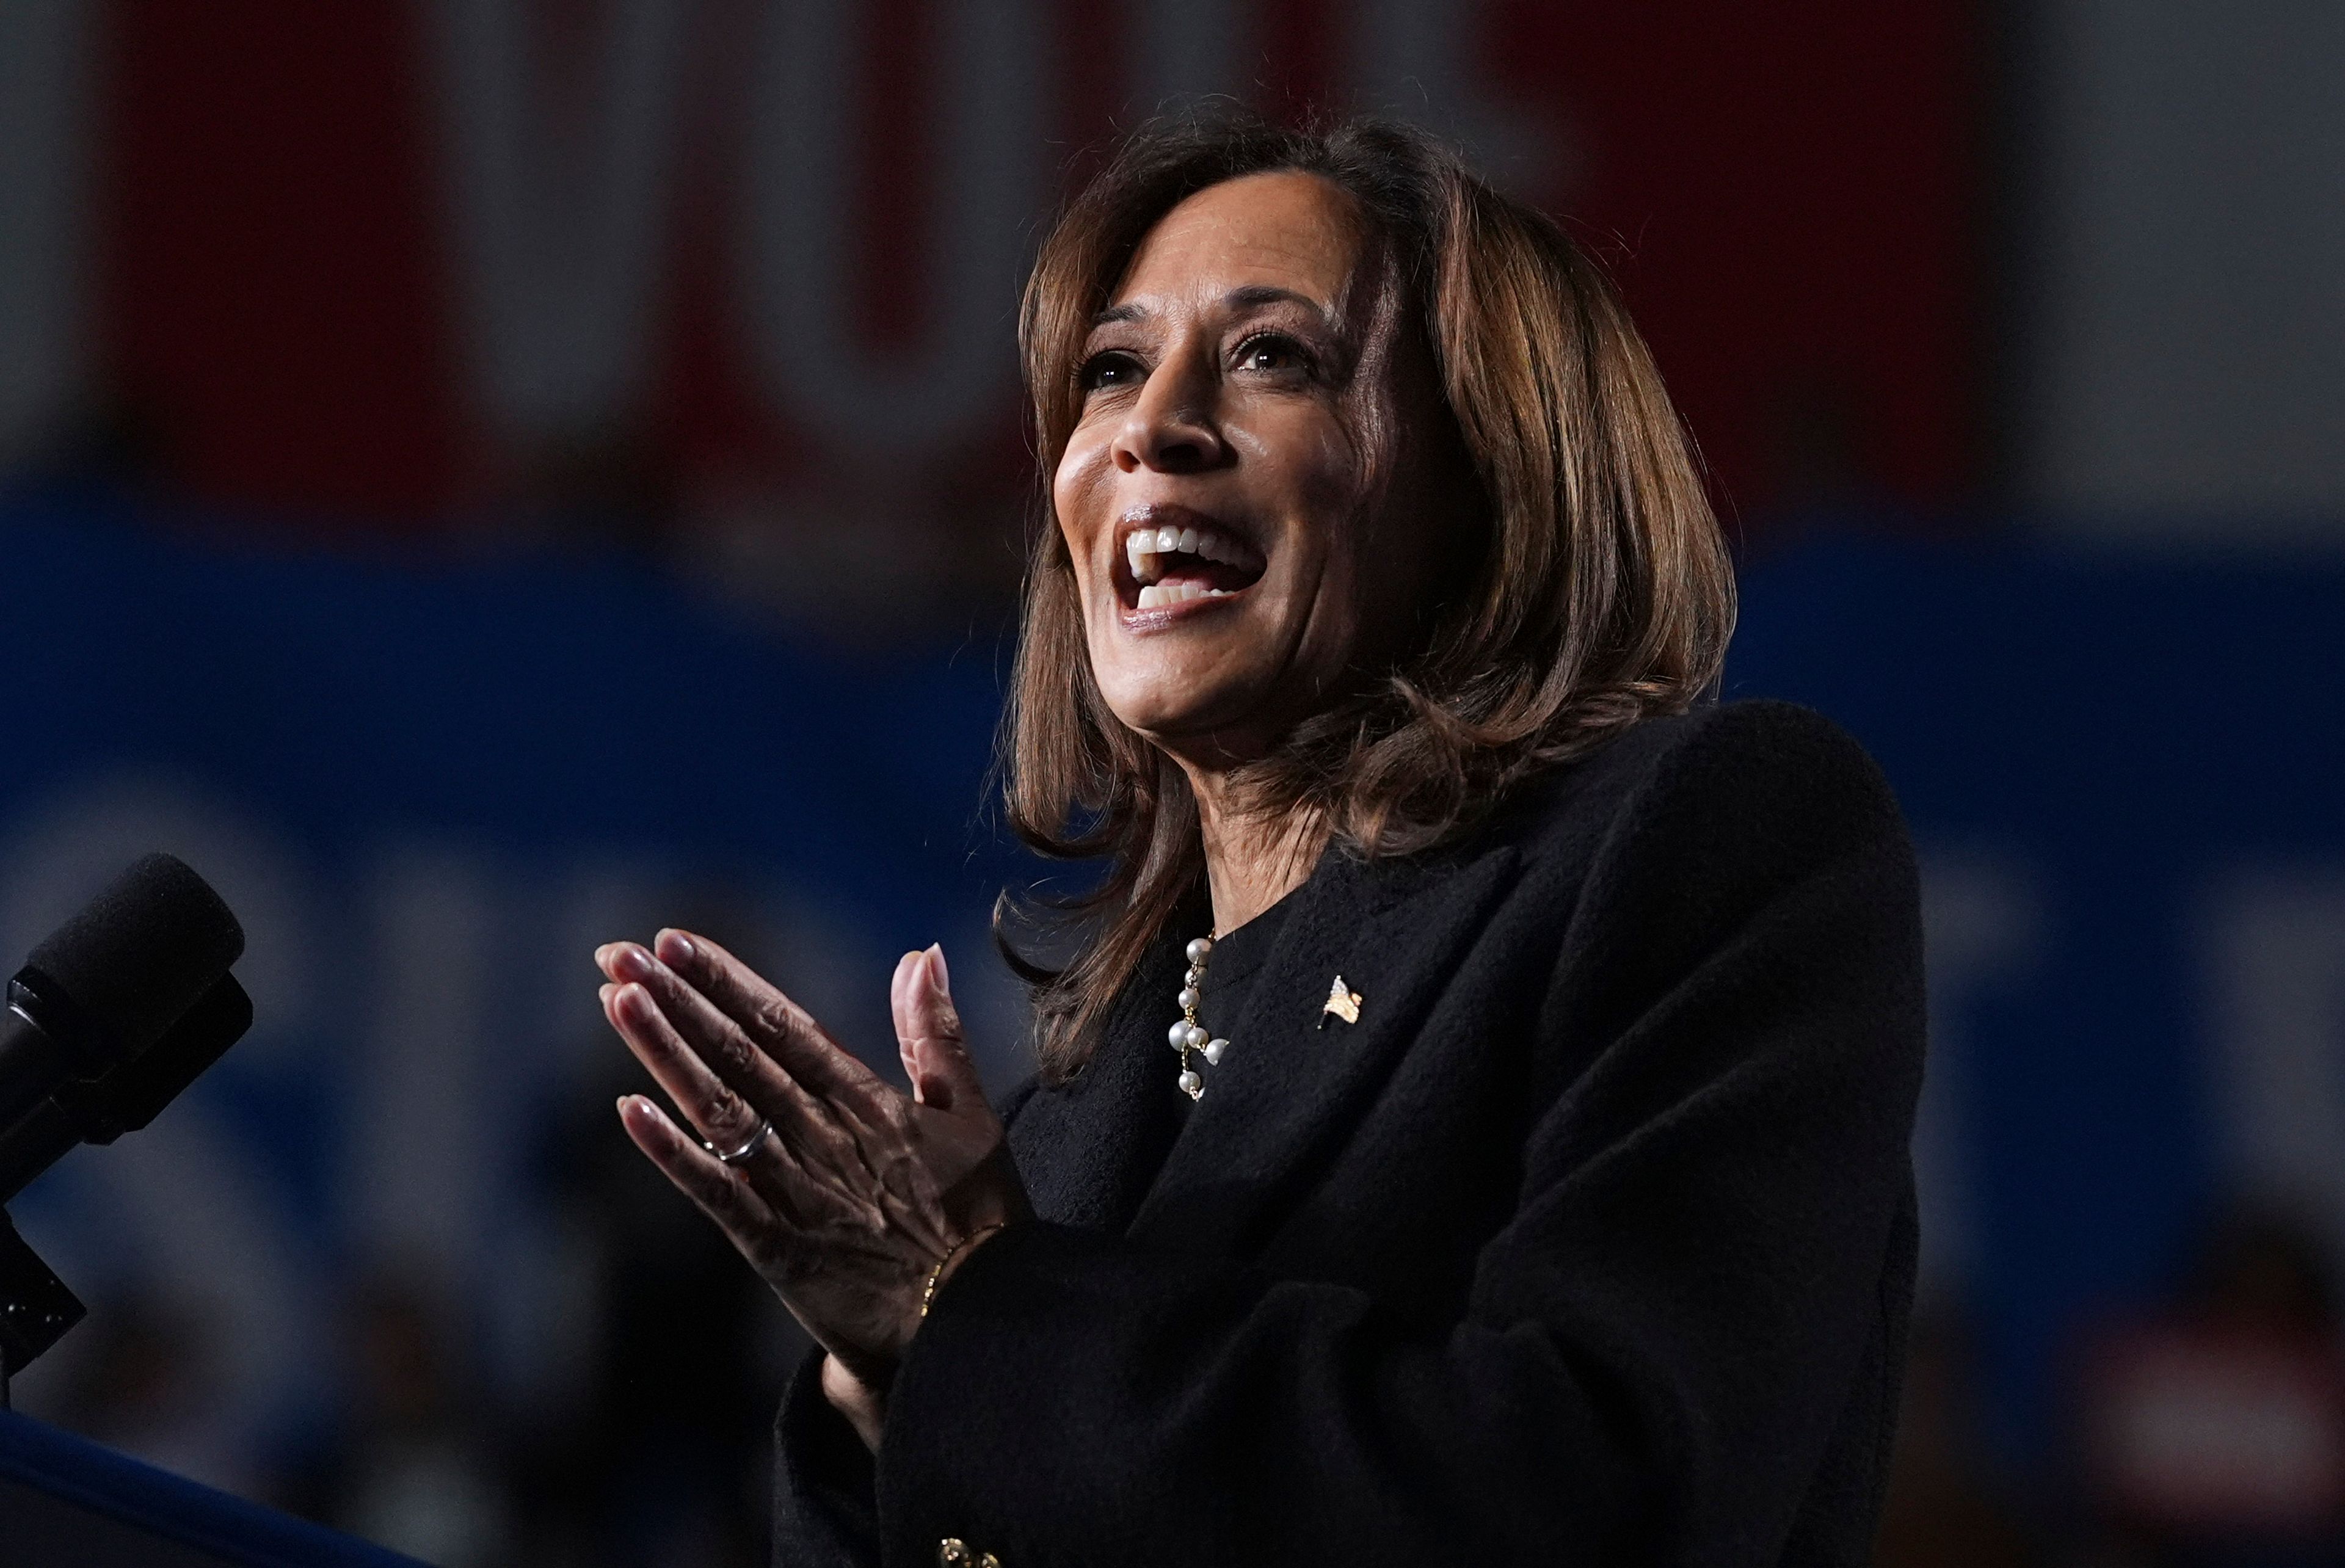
610, 945, 653, 982
656, 929, 695, 964
926, 943, 951, 994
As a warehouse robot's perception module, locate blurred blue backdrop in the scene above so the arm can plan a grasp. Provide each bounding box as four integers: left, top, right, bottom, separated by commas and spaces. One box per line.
8, 492, 2341, 1493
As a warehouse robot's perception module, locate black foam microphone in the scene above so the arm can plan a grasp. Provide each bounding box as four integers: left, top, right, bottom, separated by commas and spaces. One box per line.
0, 973, 253, 1203
0, 853, 245, 1133
0, 855, 249, 1388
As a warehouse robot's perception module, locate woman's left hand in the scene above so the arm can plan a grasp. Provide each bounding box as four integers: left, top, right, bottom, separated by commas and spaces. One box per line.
593, 930, 1028, 1391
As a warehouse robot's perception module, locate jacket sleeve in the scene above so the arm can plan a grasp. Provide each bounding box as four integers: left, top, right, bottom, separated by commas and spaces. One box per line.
870, 706, 1927, 1566
771, 1075, 1049, 1567
772, 1344, 883, 1567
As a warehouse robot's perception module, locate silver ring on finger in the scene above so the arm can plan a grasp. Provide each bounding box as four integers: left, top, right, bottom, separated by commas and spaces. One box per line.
708, 1118, 774, 1166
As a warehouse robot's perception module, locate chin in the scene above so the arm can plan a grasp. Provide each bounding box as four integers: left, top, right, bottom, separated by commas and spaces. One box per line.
1098, 674, 1245, 742
1093, 655, 1282, 749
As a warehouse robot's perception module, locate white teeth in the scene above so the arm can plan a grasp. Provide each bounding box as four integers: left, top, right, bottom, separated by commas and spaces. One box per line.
1122, 520, 1265, 594
1135, 581, 1236, 610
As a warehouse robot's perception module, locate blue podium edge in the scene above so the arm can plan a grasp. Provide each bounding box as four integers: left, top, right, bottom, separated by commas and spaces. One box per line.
0, 1409, 428, 1567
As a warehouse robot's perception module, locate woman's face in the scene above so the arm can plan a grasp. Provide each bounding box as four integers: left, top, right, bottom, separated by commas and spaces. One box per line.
1053, 171, 1461, 766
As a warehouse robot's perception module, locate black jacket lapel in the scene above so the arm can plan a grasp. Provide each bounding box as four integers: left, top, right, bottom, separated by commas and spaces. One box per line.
1130, 840, 1523, 1252
1006, 926, 1191, 1236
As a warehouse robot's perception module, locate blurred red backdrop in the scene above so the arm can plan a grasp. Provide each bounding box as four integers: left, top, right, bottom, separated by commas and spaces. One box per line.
84, 0, 1978, 536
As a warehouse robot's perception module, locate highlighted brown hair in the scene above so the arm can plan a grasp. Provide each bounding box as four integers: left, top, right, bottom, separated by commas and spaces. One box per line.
1000, 111, 1734, 1080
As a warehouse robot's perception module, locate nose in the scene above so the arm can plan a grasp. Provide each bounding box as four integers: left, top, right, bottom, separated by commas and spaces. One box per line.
1111, 347, 1226, 474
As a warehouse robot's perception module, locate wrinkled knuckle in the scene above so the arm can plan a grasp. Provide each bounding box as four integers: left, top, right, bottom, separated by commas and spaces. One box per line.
716, 1027, 765, 1076
705, 1098, 762, 1149
754, 993, 798, 1040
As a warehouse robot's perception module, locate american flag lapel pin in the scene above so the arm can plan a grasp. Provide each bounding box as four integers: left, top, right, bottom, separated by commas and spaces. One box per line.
1318, 975, 1362, 1028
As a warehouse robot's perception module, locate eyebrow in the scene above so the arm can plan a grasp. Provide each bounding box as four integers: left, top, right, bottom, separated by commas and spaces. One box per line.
1224, 284, 1337, 324
1088, 285, 1340, 330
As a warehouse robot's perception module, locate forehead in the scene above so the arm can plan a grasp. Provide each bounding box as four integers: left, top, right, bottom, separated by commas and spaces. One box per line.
1112, 170, 1365, 313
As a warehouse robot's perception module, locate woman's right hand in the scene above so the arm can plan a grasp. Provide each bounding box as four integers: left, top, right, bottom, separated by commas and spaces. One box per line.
595, 934, 1030, 1394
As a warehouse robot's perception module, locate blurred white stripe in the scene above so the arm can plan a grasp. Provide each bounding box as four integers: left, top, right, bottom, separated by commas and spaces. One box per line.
0, 0, 93, 464
2206, 868, 2345, 1264
423, 0, 693, 436
2026, 0, 2345, 532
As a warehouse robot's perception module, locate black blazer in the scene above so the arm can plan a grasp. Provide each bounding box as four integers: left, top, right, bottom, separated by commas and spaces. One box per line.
774, 700, 1925, 1567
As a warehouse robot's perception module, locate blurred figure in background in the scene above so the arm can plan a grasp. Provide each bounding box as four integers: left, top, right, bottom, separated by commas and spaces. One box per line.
50, 1287, 255, 1500
2072, 1207, 2345, 1568
515, 1046, 784, 1568
302, 1275, 515, 1568
1876, 1301, 2045, 1568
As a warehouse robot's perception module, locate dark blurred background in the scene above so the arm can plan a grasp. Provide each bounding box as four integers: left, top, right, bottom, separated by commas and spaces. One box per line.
1, 2, 2338, 1564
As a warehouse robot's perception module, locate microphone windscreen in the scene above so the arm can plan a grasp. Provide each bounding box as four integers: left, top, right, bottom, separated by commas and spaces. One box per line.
22, 854, 244, 1063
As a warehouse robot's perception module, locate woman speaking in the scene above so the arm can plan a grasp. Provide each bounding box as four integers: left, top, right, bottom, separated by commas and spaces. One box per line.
594, 112, 1923, 1567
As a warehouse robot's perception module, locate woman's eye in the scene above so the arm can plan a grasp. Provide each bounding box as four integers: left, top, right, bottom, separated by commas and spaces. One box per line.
1080, 352, 1143, 392
1234, 333, 1310, 376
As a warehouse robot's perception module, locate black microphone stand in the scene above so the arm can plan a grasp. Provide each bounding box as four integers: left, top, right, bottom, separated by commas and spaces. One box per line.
0, 1207, 84, 1410
0, 974, 249, 1410
0, 857, 250, 1415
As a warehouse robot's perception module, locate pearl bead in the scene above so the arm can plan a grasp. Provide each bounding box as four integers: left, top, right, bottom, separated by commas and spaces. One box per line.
1169, 1019, 1193, 1049
1178, 1069, 1202, 1096
1184, 967, 1200, 985
1176, 986, 1200, 1012
1184, 1023, 1209, 1050
1185, 937, 1213, 965
1203, 1039, 1227, 1065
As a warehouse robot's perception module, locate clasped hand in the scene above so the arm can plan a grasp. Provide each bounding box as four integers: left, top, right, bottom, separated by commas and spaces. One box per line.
592, 930, 1028, 1448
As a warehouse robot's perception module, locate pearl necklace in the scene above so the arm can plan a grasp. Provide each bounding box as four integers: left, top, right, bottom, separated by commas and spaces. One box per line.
1168, 934, 1231, 1100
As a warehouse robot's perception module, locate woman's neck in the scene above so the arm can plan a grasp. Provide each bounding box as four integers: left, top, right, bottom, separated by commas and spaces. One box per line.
1186, 766, 1327, 935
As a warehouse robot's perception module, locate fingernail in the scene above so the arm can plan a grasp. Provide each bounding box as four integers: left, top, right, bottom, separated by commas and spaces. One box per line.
926, 943, 951, 994
612, 945, 653, 982
656, 929, 695, 964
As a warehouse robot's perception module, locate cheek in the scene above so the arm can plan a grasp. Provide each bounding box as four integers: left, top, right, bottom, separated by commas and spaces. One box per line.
1295, 410, 1427, 651
1281, 427, 1378, 622
1053, 430, 1117, 567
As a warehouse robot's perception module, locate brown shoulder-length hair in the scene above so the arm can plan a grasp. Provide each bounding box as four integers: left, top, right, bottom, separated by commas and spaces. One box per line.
1000, 111, 1734, 1081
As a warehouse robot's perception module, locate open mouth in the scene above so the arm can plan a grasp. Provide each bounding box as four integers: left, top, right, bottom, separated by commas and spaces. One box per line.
1116, 511, 1267, 613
